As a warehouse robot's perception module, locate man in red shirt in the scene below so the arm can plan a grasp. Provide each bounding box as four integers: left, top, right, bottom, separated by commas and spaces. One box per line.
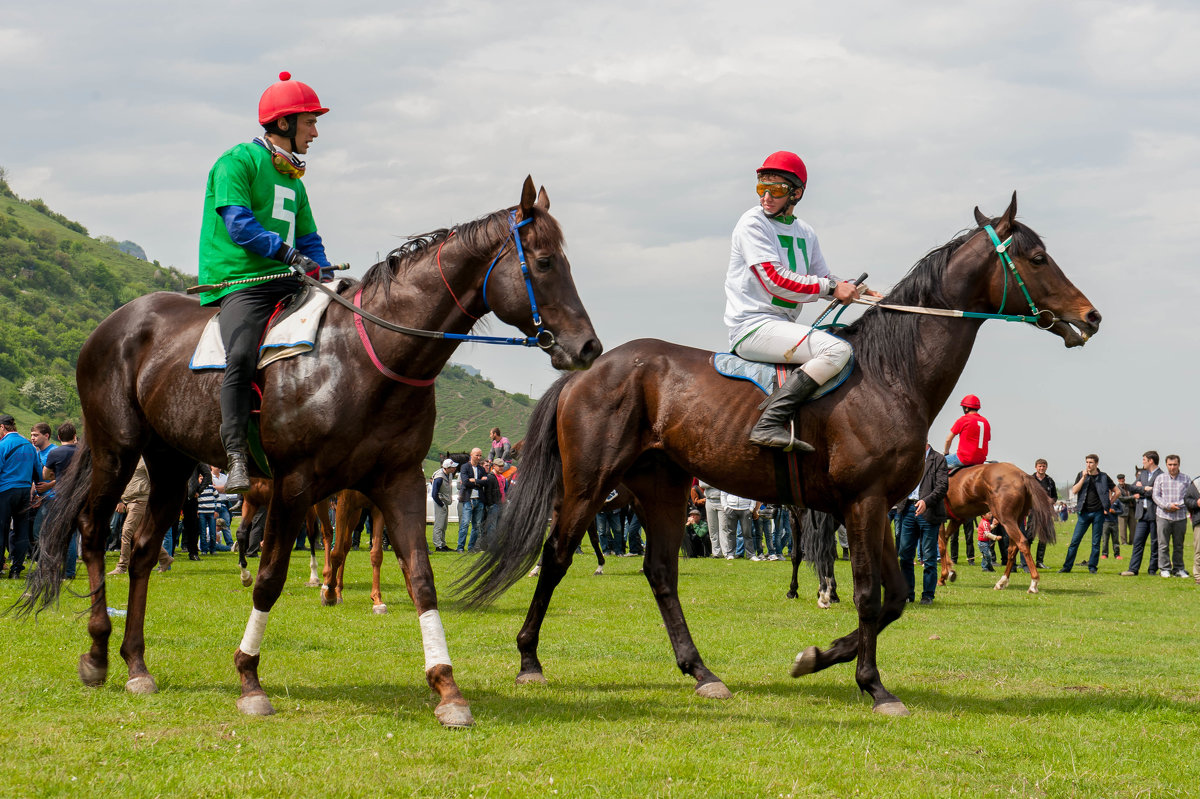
942, 394, 991, 468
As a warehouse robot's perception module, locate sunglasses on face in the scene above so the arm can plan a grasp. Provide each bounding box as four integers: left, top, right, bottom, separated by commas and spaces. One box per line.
756, 181, 794, 199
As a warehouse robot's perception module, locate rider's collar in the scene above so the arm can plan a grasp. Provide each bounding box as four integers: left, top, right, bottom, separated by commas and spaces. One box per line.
254, 136, 306, 179
768, 212, 796, 224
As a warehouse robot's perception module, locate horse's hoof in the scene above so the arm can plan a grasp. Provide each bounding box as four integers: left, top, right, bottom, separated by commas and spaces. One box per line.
240, 569, 253, 588
695, 680, 732, 699
873, 700, 911, 717
948, 570, 957, 583
435, 702, 474, 728
319, 586, 336, 607
306, 579, 320, 588
786, 591, 798, 599
528, 565, 540, 578
789, 646, 819, 678
236, 692, 275, 716
593, 566, 603, 576
817, 596, 831, 610
125, 674, 158, 694
78, 654, 107, 688
995, 577, 1010, 590
1028, 580, 1039, 594
372, 604, 387, 615
515, 671, 547, 685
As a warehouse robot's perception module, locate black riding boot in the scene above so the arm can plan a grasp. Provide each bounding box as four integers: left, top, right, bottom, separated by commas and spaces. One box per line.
748, 370, 820, 452
226, 452, 250, 494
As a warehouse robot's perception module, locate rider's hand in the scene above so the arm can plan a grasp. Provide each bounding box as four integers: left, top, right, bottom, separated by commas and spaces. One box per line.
833, 280, 858, 305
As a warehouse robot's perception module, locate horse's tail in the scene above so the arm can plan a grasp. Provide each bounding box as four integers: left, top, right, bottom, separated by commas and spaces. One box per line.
455, 374, 570, 607
16, 443, 93, 617
1023, 474, 1057, 545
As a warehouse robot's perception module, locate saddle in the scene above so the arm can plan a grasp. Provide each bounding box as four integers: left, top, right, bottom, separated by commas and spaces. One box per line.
709, 345, 856, 509
189, 281, 347, 372
711, 347, 855, 402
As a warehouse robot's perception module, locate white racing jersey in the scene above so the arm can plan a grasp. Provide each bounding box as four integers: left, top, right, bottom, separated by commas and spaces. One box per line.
724, 206, 840, 350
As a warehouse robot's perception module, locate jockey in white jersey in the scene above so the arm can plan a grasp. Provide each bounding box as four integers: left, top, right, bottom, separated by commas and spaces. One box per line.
725, 151, 880, 452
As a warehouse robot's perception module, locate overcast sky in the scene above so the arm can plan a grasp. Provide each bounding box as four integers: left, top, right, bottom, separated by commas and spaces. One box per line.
3, 1, 1197, 488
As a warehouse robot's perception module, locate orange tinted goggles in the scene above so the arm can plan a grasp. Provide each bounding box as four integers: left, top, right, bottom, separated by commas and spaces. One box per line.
271, 151, 306, 179
755, 181, 793, 199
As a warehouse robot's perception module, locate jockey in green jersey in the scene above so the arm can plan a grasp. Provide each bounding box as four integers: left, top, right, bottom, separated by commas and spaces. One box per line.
198, 71, 334, 492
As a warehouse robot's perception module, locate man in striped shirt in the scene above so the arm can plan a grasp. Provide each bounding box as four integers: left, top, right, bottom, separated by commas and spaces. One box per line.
1151, 454, 1190, 578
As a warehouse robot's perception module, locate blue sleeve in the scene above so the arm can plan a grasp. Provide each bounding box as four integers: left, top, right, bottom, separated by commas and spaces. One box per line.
295, 231, 331, 267
218, 205, 284, 260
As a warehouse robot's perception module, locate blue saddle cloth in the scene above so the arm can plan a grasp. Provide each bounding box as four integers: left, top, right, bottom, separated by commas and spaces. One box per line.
712, 345, 855, 401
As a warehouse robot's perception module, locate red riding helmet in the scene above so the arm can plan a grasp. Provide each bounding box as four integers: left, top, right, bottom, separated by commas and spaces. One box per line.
258, 71, 329, 126
959, 394, 981, 410
757, 151, 808, 188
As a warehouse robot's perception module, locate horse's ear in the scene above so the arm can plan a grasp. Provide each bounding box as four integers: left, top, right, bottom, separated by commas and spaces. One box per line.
536, 185, 550, 210
519, 176, 536, 216
1000, 191, 1018, 228
973, 206, 989, 227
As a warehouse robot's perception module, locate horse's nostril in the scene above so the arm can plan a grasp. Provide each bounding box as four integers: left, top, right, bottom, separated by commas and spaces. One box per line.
579, 339, 603, 365
1086, 309, 1102, 326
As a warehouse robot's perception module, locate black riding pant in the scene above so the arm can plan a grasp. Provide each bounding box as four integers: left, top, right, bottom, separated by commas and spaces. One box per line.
215, 278, 303, 454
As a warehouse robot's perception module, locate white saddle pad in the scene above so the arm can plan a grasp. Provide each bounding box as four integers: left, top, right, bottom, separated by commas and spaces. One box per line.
190, 289, 334, 371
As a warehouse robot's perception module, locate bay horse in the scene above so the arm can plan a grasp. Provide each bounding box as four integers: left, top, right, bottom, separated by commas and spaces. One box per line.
459, 194, 1099, 716
936, 462, 1056, 593
233, 479, 334, 590
22, 178, 601, 728
786, 507, 842, 608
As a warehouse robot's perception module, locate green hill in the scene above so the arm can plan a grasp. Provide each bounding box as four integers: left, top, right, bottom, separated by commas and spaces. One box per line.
0, 170, 533, 470
0, 170, 192, 419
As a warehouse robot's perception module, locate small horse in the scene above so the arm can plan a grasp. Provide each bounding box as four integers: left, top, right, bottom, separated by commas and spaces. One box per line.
233, 479, 332, 589
23, 178, 601, 728
937, 462, 1056, 593
786, 507, 842, 608
459, 194, 1099, 716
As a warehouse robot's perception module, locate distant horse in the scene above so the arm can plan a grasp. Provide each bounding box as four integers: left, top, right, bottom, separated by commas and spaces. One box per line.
234, 479, 333, 590
937, 462, 1057, 593
786, 508, 842, 608
23, 178, 601, 728
460, 195, 1099, 716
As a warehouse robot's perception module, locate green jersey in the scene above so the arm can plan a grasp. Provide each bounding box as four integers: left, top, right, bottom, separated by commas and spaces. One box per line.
198, 141, 317, 305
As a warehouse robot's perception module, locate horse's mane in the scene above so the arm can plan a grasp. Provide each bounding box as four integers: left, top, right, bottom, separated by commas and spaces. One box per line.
360, 206, 564, 296
839, 219, 1043, 385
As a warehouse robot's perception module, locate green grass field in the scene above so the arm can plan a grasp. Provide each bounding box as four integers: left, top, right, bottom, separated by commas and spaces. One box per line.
1, 519, 1198, 798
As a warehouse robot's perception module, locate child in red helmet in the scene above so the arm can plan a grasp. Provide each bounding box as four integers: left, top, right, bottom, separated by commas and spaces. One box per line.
198, 72, 335, 492
725, 151, 880, 452
943, 394, 991, 468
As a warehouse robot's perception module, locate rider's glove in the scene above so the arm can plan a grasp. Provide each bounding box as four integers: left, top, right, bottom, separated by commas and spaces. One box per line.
281, 246, 322, 279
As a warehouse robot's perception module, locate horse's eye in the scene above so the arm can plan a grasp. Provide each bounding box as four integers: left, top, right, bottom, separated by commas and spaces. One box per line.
536, 257, 553, 272
1031, 253, 1047, 265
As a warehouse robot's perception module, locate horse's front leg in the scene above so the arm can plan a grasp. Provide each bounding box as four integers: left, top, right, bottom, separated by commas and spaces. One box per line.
372, 470, 472, 728
792, 495, 908, 715
233, 490, 307, 716
322, 494, 355, 606
368, 505, 386, 612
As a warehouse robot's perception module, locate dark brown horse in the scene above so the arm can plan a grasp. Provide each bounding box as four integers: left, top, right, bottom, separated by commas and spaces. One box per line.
233, 479, 334, 590
23, 178, 600, 728
460, 194, 1099, 716
937, 462, 1056, 593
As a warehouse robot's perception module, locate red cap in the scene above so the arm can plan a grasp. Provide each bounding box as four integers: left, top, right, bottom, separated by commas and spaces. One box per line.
959, 394, 981, 410
258, 71, 329, 126
757, 151, 807, 187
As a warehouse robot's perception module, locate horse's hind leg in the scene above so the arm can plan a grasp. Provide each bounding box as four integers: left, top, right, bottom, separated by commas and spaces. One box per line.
120, 454, 192, 693
629, 468, 731, 699
588, 520, 605, 575
368, 505, 385, 612
514, 511, 589, 683
938, 521, 957, 586
77, 448, 139, 688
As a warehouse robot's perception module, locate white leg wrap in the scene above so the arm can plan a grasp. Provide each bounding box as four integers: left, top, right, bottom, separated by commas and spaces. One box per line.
419, 609, 452, 671
239, 608, 269, 656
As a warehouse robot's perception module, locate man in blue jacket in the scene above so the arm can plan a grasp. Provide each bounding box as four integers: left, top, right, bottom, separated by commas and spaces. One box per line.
0, 414, 39, 578
893, 443, 949, 605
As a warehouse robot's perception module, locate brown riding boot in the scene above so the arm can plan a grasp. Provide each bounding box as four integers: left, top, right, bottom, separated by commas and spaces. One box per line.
748, 370, 820, 452
226, 452, 250, 494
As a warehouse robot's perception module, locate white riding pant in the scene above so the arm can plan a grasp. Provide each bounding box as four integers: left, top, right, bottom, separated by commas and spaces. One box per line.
733, 319, 851, 385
